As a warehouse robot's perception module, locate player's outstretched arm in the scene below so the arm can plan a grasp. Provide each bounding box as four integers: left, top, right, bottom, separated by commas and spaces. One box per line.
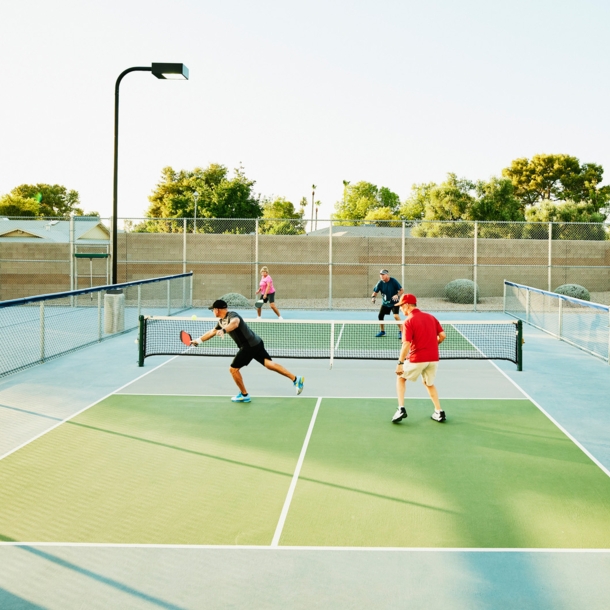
192, 327, 218, 345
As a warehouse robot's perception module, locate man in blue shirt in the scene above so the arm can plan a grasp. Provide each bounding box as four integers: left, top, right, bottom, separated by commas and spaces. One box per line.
371, 269, 404, 337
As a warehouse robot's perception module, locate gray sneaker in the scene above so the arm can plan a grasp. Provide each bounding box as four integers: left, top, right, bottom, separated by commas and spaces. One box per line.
392, 406, 407, 423
431, 410, 446, 422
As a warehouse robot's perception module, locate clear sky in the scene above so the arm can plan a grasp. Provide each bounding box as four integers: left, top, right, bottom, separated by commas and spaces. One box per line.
1, 0, 609, 221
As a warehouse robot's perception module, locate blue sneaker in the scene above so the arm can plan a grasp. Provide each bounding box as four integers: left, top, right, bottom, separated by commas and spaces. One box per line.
376, 331, 386, 337
398, 331, 402, 339
231, 392, 251, 403
294, 376, 305, 395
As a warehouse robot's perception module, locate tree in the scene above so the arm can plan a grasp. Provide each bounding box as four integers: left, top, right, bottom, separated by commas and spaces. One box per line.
9, 184, 85, 216
0, 194, 41, 217
363, 207, 401, 226
470, 177, 524, 222
502, 154, 610, 208
333, 181, 400, 223
144, 163, 262, 233
259, 197, 306, 235
524, 200, 608, 240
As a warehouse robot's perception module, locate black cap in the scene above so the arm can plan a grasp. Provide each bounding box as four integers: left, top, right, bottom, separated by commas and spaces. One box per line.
209, 299, 228, 310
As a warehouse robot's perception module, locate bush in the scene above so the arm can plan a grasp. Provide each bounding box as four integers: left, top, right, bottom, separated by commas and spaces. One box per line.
219, 293, 252, 307
444, 279, 480, 304
554, 284, 590, 301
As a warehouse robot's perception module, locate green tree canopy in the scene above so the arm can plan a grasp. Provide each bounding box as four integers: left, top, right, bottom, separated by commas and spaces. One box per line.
333, 181, 400, 223
8, 184, 85, 216
502, 154, 610, 208
259, 197, 306, 234
144, 163, 262, 233
0, 194, 41, 217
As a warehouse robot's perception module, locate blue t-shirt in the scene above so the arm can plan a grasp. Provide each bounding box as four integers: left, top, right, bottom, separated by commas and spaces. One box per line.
373, 277, 402, 307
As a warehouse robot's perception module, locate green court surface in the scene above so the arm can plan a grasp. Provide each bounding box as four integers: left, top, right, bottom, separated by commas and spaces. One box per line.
1, 395, 609, 548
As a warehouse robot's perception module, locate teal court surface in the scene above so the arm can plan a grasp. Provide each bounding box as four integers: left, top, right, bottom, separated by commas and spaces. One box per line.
0, 310, 609, 609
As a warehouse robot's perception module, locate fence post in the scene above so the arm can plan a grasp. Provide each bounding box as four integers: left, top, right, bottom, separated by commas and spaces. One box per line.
69, 214, 75, 306
401, 221, 405, 289
473, 221, 478, 312
255, 219, 259, 298
40, 301, 45, 362
329, 220, 333, 310
183, 218, 187, 308
98, 291, 102, 340
526, 289, 530, 324
167, 280, 171, 315
503, 279, 506, 314
548, 222, 553, 292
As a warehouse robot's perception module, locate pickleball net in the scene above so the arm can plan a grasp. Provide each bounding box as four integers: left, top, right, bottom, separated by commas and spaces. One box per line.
138, 316, 523, 369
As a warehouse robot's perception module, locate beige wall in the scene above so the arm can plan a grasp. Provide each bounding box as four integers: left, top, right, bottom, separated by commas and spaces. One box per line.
2, 234, 609, 303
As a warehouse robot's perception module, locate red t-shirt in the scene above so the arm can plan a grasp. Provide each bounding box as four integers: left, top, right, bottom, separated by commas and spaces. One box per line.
402, 309, 444, 363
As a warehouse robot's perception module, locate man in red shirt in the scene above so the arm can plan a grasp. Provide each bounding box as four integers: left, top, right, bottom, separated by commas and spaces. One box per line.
393, 293, 446, 424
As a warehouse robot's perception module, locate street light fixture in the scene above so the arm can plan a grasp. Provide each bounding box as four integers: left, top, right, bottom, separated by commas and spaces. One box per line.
112, 63, 189, 284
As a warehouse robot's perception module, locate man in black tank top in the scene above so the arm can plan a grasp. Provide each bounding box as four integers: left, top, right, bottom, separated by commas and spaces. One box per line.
192, 299, 305, 403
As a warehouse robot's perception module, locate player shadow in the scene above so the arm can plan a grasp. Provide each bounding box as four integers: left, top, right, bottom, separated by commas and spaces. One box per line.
0, 402, 63, 422
0, 538, 186, 610
66, 420, 454, 514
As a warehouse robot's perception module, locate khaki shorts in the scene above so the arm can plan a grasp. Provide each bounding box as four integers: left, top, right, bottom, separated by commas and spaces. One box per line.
401, 361, 439, 386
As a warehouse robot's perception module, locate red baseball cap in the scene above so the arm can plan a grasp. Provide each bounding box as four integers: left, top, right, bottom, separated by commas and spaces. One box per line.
398, 293, 417, 306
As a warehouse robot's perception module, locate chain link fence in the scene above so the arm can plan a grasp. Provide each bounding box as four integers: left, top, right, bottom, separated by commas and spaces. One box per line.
2, 217, 609, 309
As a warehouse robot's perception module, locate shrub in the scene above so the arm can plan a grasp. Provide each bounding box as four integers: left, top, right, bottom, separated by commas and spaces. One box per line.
219, 293, 251, 307
554, 284, 590, 301
444, 279, 480, 304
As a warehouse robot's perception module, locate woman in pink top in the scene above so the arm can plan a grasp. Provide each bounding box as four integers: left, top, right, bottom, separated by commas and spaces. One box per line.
256, 266, 283, 319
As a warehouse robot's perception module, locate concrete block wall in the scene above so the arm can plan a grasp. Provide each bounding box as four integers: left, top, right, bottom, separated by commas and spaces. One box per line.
2, 233, 609, 303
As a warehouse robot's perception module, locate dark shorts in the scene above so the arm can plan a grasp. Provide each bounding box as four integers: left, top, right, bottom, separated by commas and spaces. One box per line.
231, 340, 272, 369
378, 303, 399, 319
257, 292, 276, 307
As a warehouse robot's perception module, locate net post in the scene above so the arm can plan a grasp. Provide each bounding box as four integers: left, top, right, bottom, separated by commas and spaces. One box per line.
503, 280, 506, 314
254, 219, 259, 296
516, 320, 523, 371
167, 281, 171, 315
138, 315, 145, 367
190, 272, 193, 307
558, 298, 563, 338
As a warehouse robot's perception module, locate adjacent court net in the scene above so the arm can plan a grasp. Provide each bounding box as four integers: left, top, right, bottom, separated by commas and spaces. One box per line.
504, 280, 610, 362
139, 316, 523, 369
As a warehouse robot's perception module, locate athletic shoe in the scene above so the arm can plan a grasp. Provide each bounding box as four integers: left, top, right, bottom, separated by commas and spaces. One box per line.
376, 331, 386, 337
431, 410, 446, 422
398, 332, 402, 339
278, 316, 284, 320
392, 406, 407, 423
294, 376, 305, 395
231, 392, 251, 403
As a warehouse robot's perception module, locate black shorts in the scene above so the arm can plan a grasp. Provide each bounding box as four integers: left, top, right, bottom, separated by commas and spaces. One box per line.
231, 340, 272, 369
378, 304, 399, 319
264, 292, 276, 304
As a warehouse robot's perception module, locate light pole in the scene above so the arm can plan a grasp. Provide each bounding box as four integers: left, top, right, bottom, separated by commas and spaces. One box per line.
310, 184, 316, 233
112, 63, 189, 284
193, 190, 199, 234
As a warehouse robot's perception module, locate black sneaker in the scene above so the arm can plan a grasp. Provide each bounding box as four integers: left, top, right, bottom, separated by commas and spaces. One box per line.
392, 406, 407, 423
431, 410, 446, 422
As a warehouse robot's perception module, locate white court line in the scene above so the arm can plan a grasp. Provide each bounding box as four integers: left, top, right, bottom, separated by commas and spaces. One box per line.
0, 541, 608, 553
0, 356, 181, 462
115, 392, 526, 400
271, 396, 322, 547
334, 323, 345, 350
488, 360, 610, 479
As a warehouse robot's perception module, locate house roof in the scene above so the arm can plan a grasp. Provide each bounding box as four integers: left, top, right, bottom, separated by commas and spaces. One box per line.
308, 225, 411, 237
0, 218, 110, 243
